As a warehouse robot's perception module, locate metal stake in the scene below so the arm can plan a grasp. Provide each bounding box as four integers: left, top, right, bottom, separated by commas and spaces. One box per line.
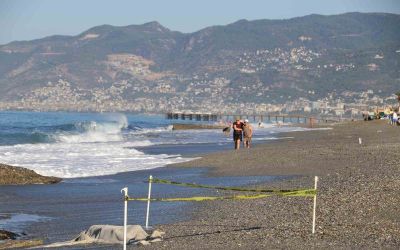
312, 176, 318, 234
121, 187, 128, 250
145, 175, 153, 229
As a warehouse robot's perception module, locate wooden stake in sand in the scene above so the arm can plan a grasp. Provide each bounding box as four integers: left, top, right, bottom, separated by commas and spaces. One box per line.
145, 175, 153, 229
312, 176, 318, 234
121, 187, 128, 250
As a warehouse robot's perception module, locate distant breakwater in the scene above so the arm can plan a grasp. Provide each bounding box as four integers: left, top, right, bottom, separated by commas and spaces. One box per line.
172, 123, 226, 130
166, 112, 342, 124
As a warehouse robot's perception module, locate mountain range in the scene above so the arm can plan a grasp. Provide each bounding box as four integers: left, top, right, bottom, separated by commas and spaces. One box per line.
0, 12, 399, 111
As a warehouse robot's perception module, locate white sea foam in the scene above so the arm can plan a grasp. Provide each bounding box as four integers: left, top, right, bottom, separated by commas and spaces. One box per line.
0, 114, 193, 178
0, 140, 191, 178
129, 125, 173, 135
54, 115, 129, 143
0, 112, 323, 179
55, 130, 123, 143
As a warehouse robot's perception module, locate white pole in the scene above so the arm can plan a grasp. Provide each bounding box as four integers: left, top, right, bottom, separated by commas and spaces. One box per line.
359, 137, 362, 145
121, 187, 128, 250
312, 176, 318, 234
145, 175, 153, 229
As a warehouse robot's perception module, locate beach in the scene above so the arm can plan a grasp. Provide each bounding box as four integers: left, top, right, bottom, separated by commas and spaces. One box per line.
137, 120, 400, 249
1, 118, 399, 249
0, 112, 300, 249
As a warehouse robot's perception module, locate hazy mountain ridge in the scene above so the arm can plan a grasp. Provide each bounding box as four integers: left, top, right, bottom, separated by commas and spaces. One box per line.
0, 12, 399, 112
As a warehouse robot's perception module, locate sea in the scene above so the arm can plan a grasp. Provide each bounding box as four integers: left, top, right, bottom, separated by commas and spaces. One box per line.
0, 111, 308, 178
0, 111, 310, 247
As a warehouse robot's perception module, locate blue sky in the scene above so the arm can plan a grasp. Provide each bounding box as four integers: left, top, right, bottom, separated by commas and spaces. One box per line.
0, 0, 399, 45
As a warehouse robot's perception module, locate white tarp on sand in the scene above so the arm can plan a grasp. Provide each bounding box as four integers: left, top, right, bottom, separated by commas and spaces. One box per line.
41, 224, 164, 248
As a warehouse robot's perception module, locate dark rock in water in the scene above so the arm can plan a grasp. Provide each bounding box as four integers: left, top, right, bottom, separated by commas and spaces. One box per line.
0, 229, 19, 240
222, 127, 231, 133
0, 214, 11, 220
0, 163, 62, 185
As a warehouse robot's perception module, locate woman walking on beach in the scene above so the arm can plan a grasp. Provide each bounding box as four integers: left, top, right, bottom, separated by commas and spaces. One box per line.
233, 118, 243, 150
243, 119, 253, 148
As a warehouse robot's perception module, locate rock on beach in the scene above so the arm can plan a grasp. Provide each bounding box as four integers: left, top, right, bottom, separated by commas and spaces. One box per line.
0, 229, 19, 240
0, 163, 61, 185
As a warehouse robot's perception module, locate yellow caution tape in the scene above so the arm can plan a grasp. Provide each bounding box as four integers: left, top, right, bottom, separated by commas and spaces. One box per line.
151, 178, 315, 195
125, 189, 315, 202
279, 189, 316, 197
124, 178, 316, 202
127, 194, 271, 202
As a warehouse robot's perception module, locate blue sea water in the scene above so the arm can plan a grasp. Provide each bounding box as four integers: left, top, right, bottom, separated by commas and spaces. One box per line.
0, 111, 310, 246
0, 111, 304, 178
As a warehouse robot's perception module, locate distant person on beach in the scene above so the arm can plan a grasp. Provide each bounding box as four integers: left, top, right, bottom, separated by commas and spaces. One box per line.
392, 112, 398, 125
388, 109, 394, 125
243, 119, 253, 148
233, 118, 243, 150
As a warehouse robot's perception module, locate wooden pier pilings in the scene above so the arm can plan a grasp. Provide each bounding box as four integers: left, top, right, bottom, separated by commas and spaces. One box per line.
166, 112, 340, 124
166, 112, 219, 121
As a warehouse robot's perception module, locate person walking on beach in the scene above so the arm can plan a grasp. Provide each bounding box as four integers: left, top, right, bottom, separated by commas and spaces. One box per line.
243, 119, 253, 148
233, 118, 243, 150
392, 111, 398, 125
388, 108, 394, 125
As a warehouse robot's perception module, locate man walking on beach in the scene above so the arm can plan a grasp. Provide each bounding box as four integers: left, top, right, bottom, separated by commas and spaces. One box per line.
233, 118, 243, 150
243, 119, 253, 148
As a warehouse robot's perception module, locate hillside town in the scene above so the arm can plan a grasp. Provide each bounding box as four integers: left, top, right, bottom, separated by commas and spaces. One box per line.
0, 76, 397, 119
0, 44, 398, 119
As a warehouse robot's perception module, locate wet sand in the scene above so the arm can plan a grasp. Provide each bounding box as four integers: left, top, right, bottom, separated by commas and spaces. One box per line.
139, 120, 400, 249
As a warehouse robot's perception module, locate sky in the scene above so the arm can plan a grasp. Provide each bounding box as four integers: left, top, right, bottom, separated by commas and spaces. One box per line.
0, 0, 399, 45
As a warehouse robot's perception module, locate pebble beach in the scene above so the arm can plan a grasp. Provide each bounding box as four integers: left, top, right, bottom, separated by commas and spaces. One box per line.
138, 120, 400, 249
1, 119, 399, 249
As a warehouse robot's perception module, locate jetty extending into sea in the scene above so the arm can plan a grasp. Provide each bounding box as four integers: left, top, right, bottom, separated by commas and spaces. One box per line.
166, 112, 342, 124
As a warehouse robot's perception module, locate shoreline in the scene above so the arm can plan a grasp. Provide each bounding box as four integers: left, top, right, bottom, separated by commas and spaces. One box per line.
1, 120, 399, 248
140, 120, 400, 249
0, 123, 314, 249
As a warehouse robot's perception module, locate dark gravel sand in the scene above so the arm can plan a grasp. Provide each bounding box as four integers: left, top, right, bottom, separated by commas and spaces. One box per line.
137, 120, 400, 249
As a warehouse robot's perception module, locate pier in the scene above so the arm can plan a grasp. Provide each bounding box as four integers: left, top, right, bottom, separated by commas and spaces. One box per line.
166, 112, 341, 124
